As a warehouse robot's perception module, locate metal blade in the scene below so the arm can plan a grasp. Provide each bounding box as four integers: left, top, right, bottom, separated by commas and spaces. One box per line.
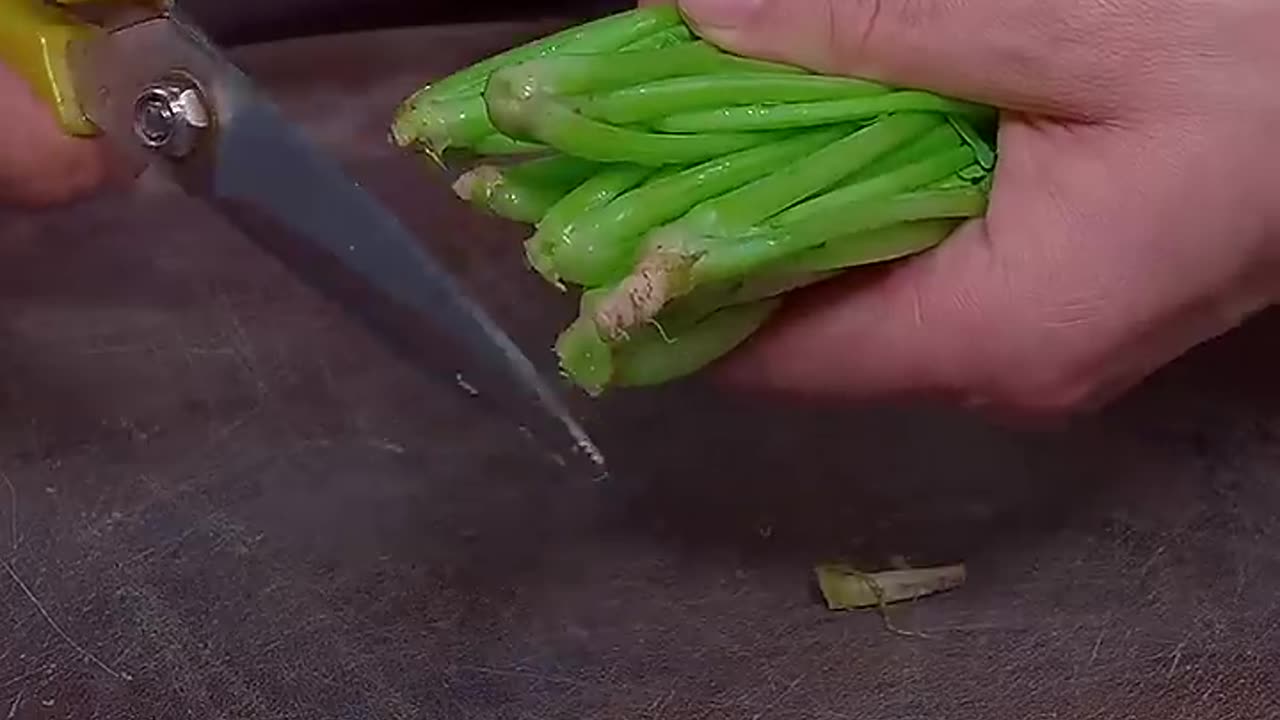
74, 15, 604, 473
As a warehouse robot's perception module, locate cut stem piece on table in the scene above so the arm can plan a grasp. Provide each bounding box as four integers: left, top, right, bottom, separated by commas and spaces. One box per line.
814, 564, 967, 611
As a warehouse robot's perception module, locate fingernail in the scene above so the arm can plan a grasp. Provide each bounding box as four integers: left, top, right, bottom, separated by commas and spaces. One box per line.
680, 0, 764, 29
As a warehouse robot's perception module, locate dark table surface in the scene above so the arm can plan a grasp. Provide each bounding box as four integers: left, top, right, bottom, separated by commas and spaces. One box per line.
4, 21, 1280, 720
181, 0, 633, 44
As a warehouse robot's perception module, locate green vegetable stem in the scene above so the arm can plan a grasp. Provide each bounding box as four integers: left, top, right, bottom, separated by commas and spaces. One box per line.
391, 6, 1001, 395
453, 155, 605, 224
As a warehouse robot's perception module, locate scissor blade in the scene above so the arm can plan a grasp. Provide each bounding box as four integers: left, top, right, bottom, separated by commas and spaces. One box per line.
80, 16, 604, 472
214, 90, 602, 469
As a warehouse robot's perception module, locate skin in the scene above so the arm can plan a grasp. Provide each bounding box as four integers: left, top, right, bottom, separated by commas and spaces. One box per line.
6, 3, 1280, 419
0, 63, 106, 208
642, 0, 1280, 418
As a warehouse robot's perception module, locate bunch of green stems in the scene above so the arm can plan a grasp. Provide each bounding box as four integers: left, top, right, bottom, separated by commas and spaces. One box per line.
393, 6, 997, 395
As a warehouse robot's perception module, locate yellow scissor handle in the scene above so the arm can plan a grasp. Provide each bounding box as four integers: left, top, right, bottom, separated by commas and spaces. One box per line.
0, 0, 168, 136
0, 0, 99, 135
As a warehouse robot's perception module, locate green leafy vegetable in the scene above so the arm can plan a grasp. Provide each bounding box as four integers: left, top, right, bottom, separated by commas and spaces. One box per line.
391, 7, 999, 396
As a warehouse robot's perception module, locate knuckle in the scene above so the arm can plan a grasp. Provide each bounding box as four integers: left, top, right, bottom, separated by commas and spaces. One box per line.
824, 0, 939, 73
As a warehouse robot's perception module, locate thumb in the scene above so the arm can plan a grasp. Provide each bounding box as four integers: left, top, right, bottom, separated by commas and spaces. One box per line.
675, 0, 1091, 116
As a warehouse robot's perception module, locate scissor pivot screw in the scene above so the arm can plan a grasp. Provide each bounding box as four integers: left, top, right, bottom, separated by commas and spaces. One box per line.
133, 75, 211, 159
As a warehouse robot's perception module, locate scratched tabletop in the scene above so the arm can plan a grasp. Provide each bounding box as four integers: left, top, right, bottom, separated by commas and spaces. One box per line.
4, 22, 1280, 720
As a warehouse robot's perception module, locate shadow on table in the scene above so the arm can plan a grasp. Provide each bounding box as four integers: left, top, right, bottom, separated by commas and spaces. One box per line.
583, 306, 1280, 571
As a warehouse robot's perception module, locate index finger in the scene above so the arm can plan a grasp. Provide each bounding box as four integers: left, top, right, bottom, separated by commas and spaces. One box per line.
0, 62, 105, 208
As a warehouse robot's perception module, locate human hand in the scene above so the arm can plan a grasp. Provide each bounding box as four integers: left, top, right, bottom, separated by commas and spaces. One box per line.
0, 62, 105, 207
641, 0, 1280, 417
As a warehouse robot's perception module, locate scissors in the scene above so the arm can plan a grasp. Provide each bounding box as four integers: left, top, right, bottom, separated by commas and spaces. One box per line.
0, 0, 604, 472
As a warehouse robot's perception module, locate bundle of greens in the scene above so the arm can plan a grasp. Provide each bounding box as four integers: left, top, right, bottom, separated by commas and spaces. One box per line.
391, 6, 997, 396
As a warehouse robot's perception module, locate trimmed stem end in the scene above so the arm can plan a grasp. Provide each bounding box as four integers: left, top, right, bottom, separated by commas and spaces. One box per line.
594, 250, 696, 341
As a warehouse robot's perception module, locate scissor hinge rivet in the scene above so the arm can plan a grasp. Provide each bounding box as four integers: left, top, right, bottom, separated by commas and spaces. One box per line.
133, 75, 211, 159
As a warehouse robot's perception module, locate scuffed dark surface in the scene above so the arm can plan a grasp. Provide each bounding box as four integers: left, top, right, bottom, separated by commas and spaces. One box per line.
4, 23, 1280, 719
182, 0, 632, 44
